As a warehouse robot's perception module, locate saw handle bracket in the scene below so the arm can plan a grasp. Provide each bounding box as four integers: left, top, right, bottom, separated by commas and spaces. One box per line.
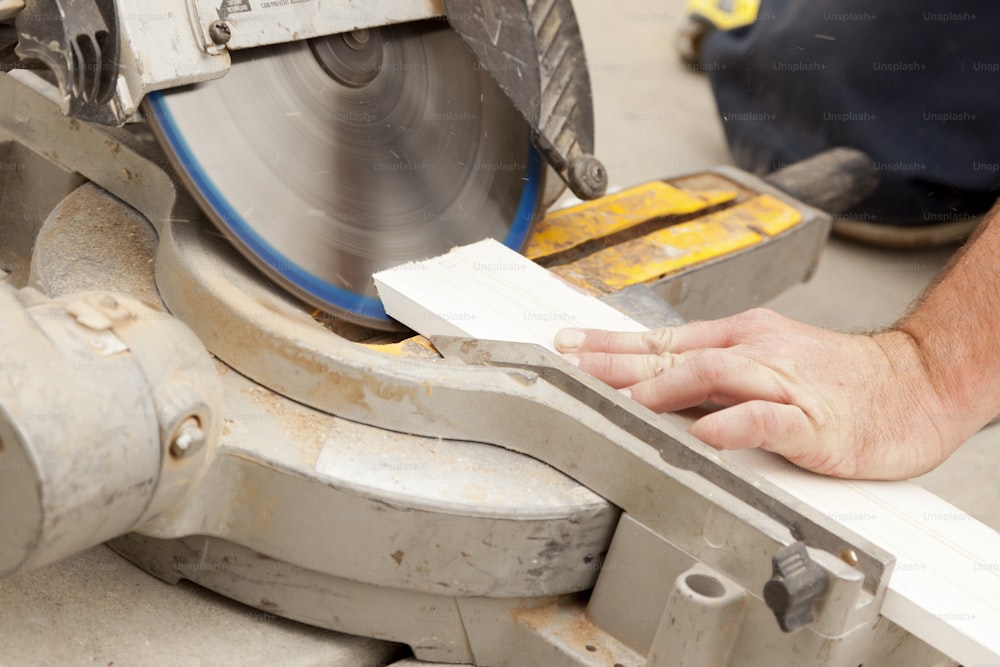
445, 0, 608, 200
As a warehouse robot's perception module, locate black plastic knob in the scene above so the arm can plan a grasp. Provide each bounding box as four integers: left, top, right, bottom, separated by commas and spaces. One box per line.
763, 541, 829, 632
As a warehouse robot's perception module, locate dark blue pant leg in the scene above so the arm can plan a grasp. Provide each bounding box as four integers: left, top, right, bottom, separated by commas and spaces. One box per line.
702, 1, 1000, 224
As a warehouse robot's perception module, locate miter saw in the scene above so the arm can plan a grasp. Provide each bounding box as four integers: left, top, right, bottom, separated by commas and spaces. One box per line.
4, 0, 610, 329
0, 1, 963, 665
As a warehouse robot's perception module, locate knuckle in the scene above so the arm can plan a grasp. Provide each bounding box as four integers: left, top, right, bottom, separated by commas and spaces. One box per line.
720, 308, 784, 346
644, 356, 659, 375
644, 328, 674, 354
579, 352, 610, 375
738, 308, 781, 331
666, 352, 683, 370
746, 401, 778, 433
745, 307, 779, 322
691, 350, 728, 384
595, 353, 619, 377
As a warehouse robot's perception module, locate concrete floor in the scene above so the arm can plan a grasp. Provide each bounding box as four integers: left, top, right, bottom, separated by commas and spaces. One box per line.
2, 1, 998, 664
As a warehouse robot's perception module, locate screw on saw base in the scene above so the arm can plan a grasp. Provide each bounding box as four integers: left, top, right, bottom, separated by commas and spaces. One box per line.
170, 418, 206, 459
209, 20, 232, 46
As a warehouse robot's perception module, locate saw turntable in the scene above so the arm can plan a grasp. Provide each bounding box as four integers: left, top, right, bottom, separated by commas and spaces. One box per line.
0, 2, 991, 665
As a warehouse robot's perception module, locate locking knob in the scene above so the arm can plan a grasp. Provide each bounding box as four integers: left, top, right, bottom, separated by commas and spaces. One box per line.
763, 541, 829, 632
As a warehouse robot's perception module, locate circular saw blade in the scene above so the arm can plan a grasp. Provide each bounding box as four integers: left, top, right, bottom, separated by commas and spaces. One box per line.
146, 21, 542, 329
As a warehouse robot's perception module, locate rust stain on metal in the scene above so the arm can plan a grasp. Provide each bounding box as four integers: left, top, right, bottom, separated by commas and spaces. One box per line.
511, 596, 629, 664
259, 597, 282, 613
510, 599, 563, 630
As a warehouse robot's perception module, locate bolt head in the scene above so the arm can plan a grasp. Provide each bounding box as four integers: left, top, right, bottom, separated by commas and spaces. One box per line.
209, 21, 232, 46
568, 155, 609, 200
344, 29, 371, 50
170, 419, 206, 459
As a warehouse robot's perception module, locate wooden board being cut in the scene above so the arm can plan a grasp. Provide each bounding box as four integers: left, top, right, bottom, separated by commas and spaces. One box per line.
373, 238, 1000, 665
373, 238, 647, 351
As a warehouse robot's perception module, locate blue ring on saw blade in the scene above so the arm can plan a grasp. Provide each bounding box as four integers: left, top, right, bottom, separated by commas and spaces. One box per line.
147, 91, 542, 322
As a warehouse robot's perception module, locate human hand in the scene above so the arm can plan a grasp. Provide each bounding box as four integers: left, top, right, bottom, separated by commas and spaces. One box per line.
555, 308, 960, 480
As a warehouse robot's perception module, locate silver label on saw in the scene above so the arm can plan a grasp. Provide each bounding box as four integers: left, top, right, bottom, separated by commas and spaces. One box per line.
218, 0, 253, 19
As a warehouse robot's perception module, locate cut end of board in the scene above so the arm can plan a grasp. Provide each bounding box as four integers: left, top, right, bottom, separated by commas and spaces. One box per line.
373, 238, 646, 351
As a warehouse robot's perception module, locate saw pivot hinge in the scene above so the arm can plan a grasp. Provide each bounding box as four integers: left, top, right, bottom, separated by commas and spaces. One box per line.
763, 541, 829, 632
444, 0, 608, 200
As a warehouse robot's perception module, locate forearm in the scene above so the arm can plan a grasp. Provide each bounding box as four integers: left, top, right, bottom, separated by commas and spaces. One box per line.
892, 202, 1000, 438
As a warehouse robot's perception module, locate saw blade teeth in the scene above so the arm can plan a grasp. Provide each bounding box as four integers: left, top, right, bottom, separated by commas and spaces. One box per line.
148, 21, 543, 329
